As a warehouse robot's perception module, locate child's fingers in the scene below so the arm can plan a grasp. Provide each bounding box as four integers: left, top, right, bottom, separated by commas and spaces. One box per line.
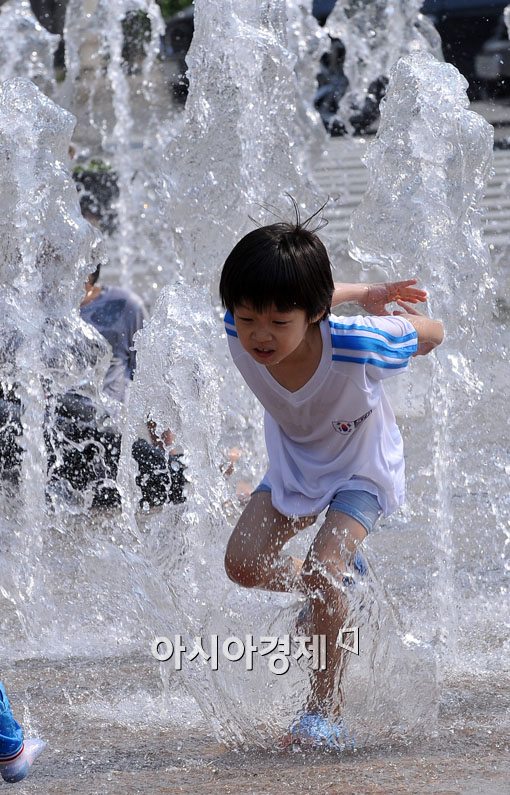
394, 278, 425, 291
395, 278, 418, 286
395, 299, 422, 315
391, 280, 427, 303
399, 288, 427, 300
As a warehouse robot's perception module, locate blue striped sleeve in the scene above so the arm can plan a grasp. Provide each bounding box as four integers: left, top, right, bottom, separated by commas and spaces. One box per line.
329, 318, 417, 344
330, 334, 417, 359
224, 310, 238, 338
329, 315, 418, 379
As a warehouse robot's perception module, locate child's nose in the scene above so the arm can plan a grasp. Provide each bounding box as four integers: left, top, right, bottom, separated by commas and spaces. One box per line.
252, 325, 272, 341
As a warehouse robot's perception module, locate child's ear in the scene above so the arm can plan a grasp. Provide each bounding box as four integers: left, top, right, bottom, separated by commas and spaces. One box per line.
309, 310, 325, 324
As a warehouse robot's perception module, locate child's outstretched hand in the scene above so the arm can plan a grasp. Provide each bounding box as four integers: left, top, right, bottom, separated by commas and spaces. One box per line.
360, 279, 427, 315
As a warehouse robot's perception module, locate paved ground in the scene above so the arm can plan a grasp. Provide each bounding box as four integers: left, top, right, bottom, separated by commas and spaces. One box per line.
2, 654, 508, 795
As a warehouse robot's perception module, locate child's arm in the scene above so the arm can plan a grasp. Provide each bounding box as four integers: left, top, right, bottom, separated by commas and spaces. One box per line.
393, 301, 444, 356
332, 279, 427, 315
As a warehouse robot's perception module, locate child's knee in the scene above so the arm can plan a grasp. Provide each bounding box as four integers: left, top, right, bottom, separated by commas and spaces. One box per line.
224, 546, 265, 589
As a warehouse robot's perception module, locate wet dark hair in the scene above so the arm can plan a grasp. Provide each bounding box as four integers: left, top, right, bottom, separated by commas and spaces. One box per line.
88, 264, 101, 285
219, 218, 334, 322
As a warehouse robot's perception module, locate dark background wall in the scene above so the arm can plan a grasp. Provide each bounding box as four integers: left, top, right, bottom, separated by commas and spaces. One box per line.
422, 1, 509, 94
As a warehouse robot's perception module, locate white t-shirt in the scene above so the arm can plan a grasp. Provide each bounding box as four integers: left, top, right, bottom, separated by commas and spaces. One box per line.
224, 311, 418, 518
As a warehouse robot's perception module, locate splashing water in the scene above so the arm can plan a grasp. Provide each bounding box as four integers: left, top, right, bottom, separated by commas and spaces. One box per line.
158, 0, 324, 288
0, 0, 507, 774
62, 0, 169, 298
347, 51, 505, 713
0, 77, 114, 648
59, 1, 330, 301
285, 0, 329, 161
0, 0, 59, 94
112, 0, 332, 746
117, 284, 287, 747
118, 16, 495, 750
62, 0, 165, 150
326, 0, 443, 131
148, 0, 329, 526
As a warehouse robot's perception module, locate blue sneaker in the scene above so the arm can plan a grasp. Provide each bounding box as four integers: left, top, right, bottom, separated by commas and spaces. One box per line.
0, 738, 46, 783
288, 713, 355, 751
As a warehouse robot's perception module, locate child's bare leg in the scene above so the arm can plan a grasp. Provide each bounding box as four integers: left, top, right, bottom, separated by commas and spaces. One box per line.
300, 509, 367, 718
225, 491, 315, 593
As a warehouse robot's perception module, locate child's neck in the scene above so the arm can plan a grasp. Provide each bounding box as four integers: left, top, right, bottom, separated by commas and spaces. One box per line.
267, 323, 323, 393
81, 284, 101, 307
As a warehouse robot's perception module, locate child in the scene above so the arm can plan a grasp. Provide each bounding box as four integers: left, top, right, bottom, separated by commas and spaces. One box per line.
0, 682, 46, 783
219, 218, 444, 749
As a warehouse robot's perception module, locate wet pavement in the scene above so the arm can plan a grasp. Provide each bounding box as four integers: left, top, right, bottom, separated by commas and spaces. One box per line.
2, 654, 508, 795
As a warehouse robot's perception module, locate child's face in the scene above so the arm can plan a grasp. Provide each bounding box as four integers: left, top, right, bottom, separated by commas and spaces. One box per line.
233, 303, 319, 366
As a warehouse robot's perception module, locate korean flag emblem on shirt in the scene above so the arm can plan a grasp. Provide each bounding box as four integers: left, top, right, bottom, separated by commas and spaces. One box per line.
333, 421, 355, 434
332, 410, 373, 435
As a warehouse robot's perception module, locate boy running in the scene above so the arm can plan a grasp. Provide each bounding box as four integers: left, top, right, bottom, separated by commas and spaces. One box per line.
219, 219, 443, 748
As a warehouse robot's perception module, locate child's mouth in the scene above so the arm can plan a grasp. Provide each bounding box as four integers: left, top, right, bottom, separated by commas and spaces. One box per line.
254, 348, 275, 360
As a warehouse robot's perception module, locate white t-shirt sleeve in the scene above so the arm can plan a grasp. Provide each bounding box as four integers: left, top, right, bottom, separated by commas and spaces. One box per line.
330, 314, 418, 382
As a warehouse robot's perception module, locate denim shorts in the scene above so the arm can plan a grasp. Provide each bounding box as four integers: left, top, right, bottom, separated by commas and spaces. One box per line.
329, 489, 382, 533
253, 484, 382, 533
